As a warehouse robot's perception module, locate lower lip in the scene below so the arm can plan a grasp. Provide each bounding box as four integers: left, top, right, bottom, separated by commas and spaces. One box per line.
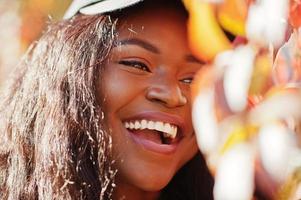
126, 129, 179, 155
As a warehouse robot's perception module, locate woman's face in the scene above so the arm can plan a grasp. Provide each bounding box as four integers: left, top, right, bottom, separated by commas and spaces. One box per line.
98, 4, 204, 195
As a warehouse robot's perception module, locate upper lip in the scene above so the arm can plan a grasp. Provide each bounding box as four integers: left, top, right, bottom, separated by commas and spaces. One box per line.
123, 111, 187, 137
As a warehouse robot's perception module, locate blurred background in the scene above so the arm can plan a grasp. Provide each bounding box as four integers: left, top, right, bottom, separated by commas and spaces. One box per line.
0, 0, 72, 89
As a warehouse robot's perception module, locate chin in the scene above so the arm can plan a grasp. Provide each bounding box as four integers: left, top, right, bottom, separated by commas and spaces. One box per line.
138, 172, 173, 191
117, 161, 176, 192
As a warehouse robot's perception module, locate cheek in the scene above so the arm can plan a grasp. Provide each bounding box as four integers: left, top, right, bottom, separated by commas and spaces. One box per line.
181, 136, 198, 162
180, 86, 194, 122
99, 67, 142, 114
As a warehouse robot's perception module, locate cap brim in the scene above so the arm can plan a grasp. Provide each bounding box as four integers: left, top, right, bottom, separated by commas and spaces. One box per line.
64, 0, 143, 19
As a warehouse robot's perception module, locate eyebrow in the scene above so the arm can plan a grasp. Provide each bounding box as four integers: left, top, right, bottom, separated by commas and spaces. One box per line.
117, 38, 160, 54
115, 38, 206, 65
185, 54, 206, 65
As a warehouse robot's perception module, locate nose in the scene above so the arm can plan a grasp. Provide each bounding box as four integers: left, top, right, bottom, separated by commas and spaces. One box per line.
146, 79, 187, 108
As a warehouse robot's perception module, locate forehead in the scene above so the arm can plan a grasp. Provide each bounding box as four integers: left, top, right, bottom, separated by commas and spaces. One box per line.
114, 1, 188, 32
109, 1, 195, 61
115, 3, 188, 43
115, 0, 187, 17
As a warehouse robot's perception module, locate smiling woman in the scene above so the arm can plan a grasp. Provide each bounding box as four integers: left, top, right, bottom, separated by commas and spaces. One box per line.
0, 0, 213, 199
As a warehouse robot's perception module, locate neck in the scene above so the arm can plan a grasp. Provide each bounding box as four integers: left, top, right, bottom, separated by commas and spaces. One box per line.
112, 179, 160, 200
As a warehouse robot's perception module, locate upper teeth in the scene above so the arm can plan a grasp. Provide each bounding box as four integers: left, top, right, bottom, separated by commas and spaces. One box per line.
124, 120, 178, 139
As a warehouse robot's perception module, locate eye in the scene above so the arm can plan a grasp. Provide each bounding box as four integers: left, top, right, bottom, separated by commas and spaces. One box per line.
180, 77, 194, 84
119, 60, 151, 72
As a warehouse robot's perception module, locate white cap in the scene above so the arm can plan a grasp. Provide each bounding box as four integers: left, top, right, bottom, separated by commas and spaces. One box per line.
64, 0, 144, 19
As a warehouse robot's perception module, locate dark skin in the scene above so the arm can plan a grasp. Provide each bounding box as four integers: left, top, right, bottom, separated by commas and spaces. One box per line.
98, 5, 205, 200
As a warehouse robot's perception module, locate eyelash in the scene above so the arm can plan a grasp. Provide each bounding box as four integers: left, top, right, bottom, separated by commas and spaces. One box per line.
119, 60, 151, 72
180, 77, 194, 84
119, 60, 194, 84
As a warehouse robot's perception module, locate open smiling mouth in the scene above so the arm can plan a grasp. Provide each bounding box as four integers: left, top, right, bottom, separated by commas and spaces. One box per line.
123, 120, 182, 154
